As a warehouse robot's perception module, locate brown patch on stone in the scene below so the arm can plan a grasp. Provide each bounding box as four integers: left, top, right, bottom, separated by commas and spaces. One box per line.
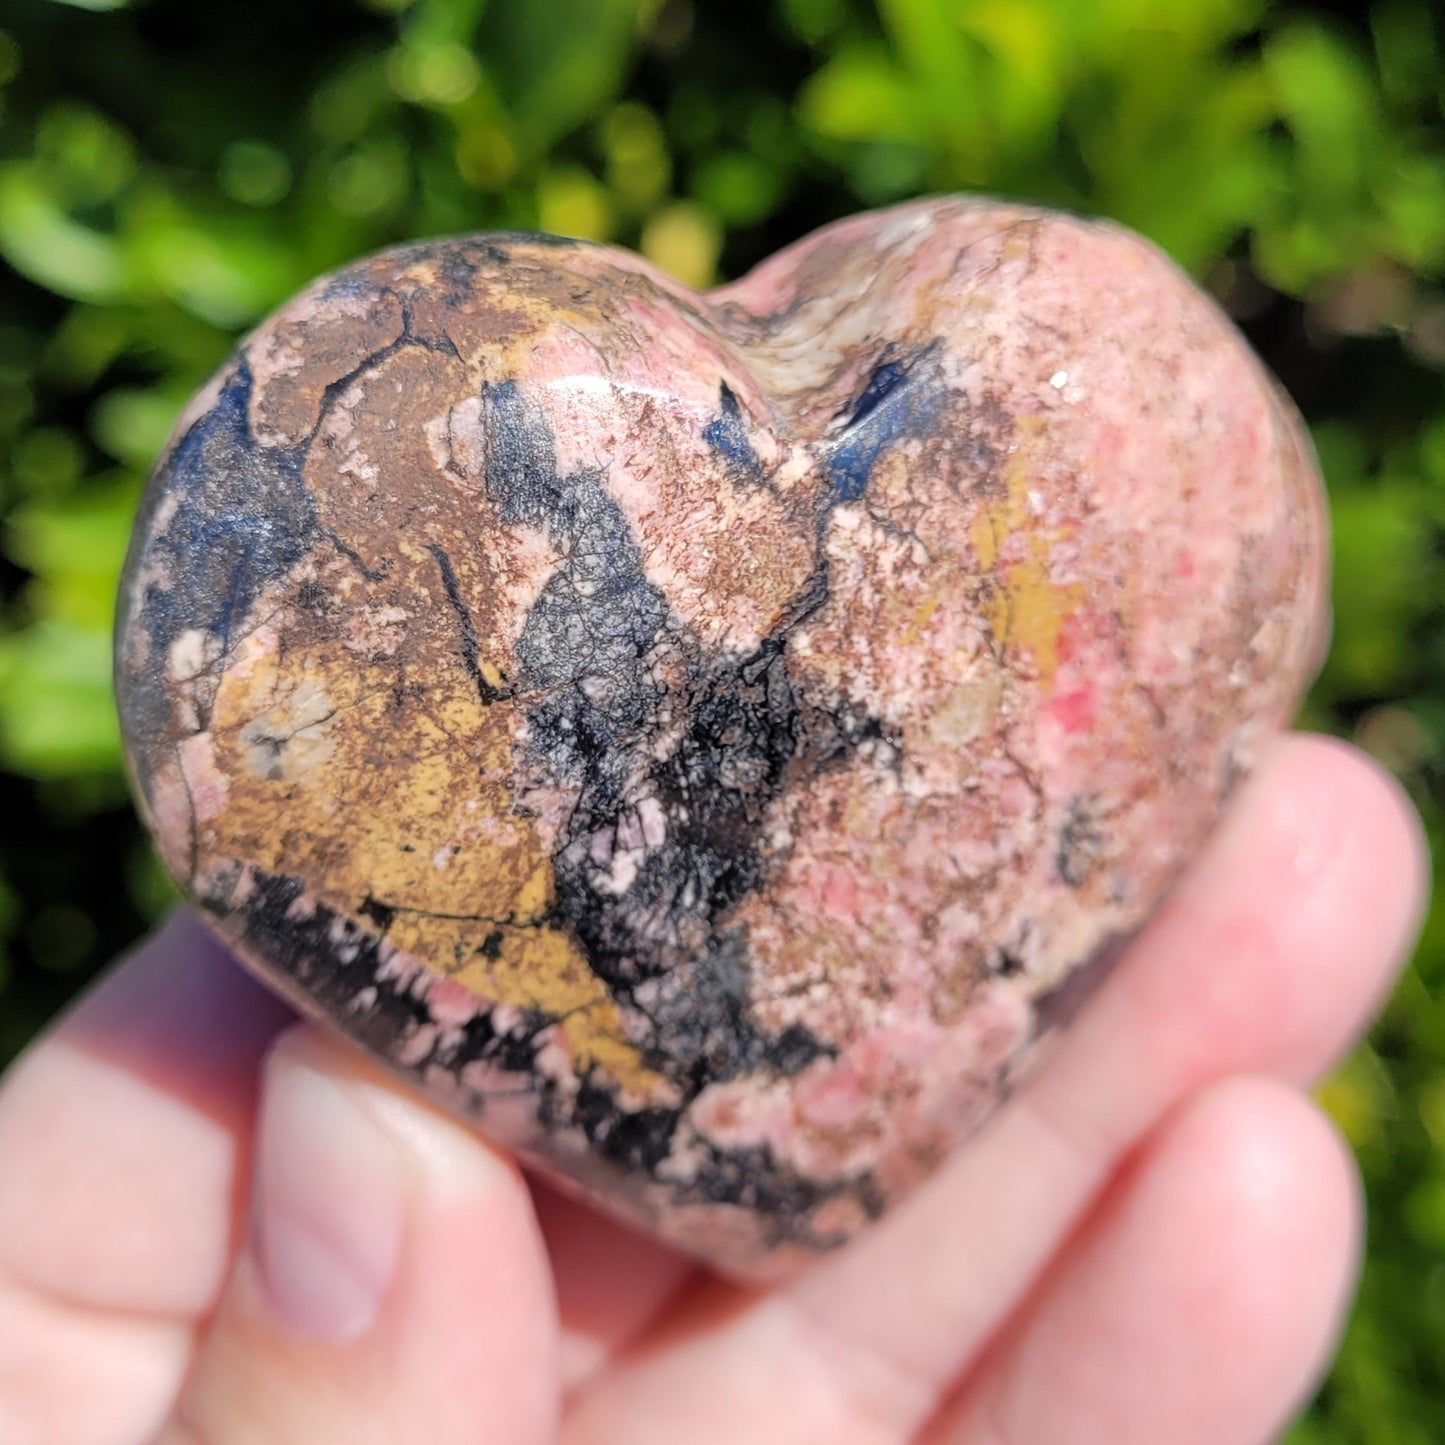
247, 286, 406, 447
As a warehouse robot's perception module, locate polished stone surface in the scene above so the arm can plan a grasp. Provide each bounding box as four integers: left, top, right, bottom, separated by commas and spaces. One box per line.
115, 199, 1328, 1273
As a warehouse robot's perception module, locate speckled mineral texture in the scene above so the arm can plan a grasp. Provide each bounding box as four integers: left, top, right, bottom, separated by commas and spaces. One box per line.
115, 198, 1328, 1274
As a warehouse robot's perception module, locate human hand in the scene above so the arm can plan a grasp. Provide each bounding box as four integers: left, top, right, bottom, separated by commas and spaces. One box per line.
0, 735, 1426, 1445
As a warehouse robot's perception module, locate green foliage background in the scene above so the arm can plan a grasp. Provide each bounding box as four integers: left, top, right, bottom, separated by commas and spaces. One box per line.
0, 0, 1440, 1434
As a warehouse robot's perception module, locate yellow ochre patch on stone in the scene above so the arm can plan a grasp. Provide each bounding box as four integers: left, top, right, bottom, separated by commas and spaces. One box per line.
970, 416, 1083, 680
199, 628, 665, 1097
453, 922, 659, 1089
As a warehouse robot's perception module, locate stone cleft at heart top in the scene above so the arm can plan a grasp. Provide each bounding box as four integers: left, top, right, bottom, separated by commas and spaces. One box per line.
114, 197, 1328, 1275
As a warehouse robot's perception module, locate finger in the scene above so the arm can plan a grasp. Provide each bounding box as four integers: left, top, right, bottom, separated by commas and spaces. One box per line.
0, 910, 291, 1314
0, 1281, 192, 1445
0, 912, 293, 1445
167, 1023, 559, 1445
0, 904, 683, 1435
529, 1178, 698, 1393
561, 735, 1425, 1443
924, 1076, 1361, 1444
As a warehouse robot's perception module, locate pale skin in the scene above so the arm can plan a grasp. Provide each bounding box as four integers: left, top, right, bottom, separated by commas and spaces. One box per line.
0, 735, 1428, 1445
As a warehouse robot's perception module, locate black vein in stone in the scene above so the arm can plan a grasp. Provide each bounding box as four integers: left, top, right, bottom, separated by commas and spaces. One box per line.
425, 542, 505, 705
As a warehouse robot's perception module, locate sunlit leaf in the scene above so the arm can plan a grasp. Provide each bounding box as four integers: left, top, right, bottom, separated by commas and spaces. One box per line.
799, 46, 925, 144
0, 618, 121, 777
0, 164, 127, 303
536, 165, 613, 241
478, 0, 662, 148
640, 199, 720, 288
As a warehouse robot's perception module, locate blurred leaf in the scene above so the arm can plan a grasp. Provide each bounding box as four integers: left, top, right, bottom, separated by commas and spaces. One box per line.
0, 617, 121, 776
127, 203, 298, 326
1404, 1173, 1445, 1252
90, 388, 182, 469
1322, 484, 1430, 695
388, 38, 482, 106
956, 0, 1071, 154
33, 103, 137, 208
536, 164, 613, 240
601, 102, 671, 215
1264, 20, 1378, 197
1377, 155, 1445, 272
876, 0, 980, 130
478, 0, 662, 149
5, 477, 137, 631
1317, 1044, 1396, 1148
1371, 0, 1440, 105
218, 141, 294, 208
455, 123, 519, 189
781, 0, 845, 45
0, 30, 19, 91
42, 306, 135, 390
693, 150, 784, 226
309, 54, 394, 142
125, 842, 180, 922
0, 163, 127, 304
799, 45, 925, 145
323, 138, 411, 222
640, 199, 720, 287
11, 427, 84, 497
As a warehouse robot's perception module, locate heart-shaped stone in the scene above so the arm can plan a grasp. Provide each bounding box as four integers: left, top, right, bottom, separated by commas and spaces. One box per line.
115, 198, 1326, 1273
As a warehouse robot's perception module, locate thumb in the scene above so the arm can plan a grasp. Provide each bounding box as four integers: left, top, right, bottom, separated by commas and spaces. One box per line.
166, 1024, 559, 1445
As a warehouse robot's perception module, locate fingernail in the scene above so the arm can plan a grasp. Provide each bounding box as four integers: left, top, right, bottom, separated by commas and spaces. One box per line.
253, 1035, 406, 1342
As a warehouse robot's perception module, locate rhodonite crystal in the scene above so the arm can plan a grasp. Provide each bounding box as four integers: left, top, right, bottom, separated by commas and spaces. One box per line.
115, 198, 1327, 1273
